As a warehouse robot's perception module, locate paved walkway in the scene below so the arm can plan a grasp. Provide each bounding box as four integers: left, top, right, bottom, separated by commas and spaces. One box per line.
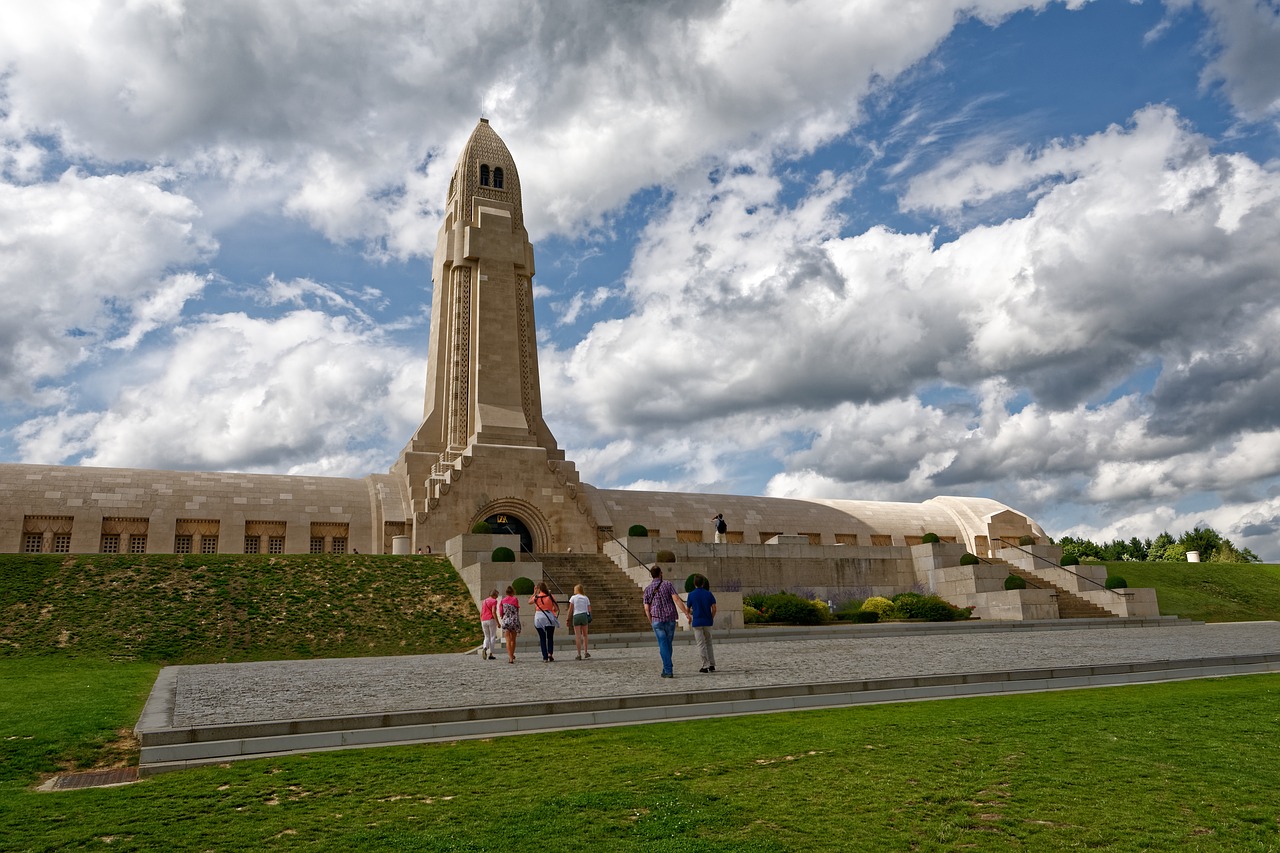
137, 619, 1280, 774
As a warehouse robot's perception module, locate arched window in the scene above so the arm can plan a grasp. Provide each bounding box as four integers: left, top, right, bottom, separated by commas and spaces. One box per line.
479, 164, 490, 186
493, 167, 504, 189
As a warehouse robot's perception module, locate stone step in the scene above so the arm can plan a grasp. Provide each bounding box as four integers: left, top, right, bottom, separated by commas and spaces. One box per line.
534, 552, 652, 633
1005, 565, 1115, 619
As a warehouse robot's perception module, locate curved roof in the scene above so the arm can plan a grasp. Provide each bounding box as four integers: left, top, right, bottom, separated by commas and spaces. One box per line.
448, 118, 524, 232
584, 485, 1042, 551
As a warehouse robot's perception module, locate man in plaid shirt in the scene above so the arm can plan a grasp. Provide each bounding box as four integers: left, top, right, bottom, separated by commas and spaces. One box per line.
643, 564, 690, 678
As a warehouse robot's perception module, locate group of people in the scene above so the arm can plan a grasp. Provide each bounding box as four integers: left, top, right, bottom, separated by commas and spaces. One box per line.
479, 582, 594, 663
477, 563, 718, 678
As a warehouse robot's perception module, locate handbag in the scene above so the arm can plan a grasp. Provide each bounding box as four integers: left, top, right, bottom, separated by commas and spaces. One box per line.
535, 592, 560, 628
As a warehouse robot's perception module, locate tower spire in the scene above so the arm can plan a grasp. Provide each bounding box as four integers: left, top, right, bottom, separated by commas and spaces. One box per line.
401, 119, 561, 465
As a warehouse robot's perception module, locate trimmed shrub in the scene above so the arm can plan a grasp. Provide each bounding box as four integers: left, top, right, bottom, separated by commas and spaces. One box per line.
491, 546, 515, 563
891, 592, 965, 622
1018, 534, 1036, 546
914, 598, 959, 621
627, 524, 648, 537
1004, 573, 1027, 591
760, 592, 825, 625
860, 596, 895, 616
745, 592, 827, 625
890, 591, 926, 618
1061, 554, 1080, 566
1105, 575, 1128, 589
921, 532, 941, 544
471, 520, 492, 534
743, 605, 764, 624
656, 549, 676, 563
852, 609, 880, 624
810, 598, 832, 621
512, 576, 534, 595
959, 552, 979, 566
684, 573, 705, 593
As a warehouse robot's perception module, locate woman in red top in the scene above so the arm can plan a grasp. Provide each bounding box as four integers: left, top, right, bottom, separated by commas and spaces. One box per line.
529, 581, 560, 662
479, 589, 499, 660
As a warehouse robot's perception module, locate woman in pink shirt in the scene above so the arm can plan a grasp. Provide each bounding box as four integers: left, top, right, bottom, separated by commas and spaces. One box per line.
479, 589, 499, 660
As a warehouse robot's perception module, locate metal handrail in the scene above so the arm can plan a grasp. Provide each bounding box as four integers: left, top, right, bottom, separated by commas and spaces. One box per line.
976, 553, 1050, 591
992, 538, 1124, 597
606, 532, 659, 575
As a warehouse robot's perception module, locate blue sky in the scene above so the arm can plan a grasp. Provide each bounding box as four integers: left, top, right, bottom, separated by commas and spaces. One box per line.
2, 0, 1280, 557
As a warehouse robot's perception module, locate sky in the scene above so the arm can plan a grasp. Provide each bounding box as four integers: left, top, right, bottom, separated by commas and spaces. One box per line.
2, 0, 1280, 557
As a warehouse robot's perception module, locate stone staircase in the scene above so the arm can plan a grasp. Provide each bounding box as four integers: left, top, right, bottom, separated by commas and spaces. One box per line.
533, 552, 653, 634
998, 561, 1116, 619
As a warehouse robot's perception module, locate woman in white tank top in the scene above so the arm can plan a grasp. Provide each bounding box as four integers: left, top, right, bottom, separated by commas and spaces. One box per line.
568, 584, 592, 660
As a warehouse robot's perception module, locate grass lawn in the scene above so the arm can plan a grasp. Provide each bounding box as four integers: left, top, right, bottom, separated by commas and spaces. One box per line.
5, 555, 1280, 850
3, 657, 1280, 852
1104, 561, 1280, 622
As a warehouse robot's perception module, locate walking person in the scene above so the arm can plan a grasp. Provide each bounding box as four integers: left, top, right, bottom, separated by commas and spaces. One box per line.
479, 589, 500, 660
530, 581, 560, 662
568, 584, 592, 660
643, 564, 690, 678
499, 585, 521, 663
712, 513, 727, 544
687, 574, 717, 673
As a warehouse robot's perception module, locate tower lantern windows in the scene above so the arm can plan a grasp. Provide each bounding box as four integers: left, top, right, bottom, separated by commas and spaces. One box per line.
478, 164, 504, 189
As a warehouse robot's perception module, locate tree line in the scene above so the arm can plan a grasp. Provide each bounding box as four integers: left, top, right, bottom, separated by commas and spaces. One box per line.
1055, 525, 1260, 564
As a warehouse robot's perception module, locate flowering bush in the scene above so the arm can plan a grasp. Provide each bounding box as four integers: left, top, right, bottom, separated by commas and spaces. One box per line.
860, 596, 895, 616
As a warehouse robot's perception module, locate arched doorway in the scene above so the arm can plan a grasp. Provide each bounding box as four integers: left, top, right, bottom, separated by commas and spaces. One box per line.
485, 512, 534, 555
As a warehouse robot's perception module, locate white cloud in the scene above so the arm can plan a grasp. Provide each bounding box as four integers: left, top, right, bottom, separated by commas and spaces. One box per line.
1195, 0, 1280, 122
0, 0, 1100, 257
14, 310, 424, 476
541, 103, 1280, 556
0, 168, 214, 403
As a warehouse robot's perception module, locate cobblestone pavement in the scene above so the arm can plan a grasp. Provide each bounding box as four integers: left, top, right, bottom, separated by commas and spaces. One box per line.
169, 621, 1280, 727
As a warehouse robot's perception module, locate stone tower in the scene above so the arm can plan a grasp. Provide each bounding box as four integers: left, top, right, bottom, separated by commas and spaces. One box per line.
393, 119, 597, 554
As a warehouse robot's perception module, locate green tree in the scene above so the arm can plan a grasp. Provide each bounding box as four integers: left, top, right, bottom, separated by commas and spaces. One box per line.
1208, 541, 1261, 564
1148, 531, 1175, 561
1179, 526, 1225, 561
1058, 535, 1101, 561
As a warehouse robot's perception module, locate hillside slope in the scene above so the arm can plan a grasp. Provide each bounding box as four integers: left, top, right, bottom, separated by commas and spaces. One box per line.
1105, 561, 1280, 623
0, 553, 481, 664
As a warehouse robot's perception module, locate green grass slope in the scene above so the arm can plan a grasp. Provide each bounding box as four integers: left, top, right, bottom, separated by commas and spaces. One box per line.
1102, 561, 1280, 622
0, 553, 482, 664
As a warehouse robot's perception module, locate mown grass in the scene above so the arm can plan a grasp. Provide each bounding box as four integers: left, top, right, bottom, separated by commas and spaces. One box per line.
1102, 561, 1280, 622
2, 659, 1278, 852
0, 553, 481, 664
0, 658, 157, 782
5, 555, 1280, 850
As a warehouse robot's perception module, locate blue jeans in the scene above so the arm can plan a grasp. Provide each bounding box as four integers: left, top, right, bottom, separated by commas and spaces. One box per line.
651, 619, 676, 675
536, 625, 555, 660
